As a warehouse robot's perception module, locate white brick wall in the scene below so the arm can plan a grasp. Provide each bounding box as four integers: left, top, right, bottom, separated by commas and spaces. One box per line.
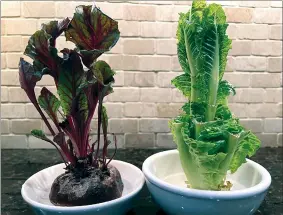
1, 1, 282, 148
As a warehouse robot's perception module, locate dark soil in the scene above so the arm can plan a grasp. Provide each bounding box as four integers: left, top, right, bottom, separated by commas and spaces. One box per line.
49, 165, 124, 206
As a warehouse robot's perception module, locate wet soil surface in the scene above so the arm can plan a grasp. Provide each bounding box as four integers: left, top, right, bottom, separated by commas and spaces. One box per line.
2, 147, 282, 215
50, 165, 123, 206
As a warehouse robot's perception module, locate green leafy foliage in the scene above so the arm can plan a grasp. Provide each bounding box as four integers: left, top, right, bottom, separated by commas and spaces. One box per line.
19, 4, 119, 168
230, 132, 260, 173
170, 0, 260, 191
171, 74, 191, 98
217, 80, 236, 105
215, 105, 233, 120
31, 129, 49, 141
176, 0, 233, 120
101, 105, 108, 135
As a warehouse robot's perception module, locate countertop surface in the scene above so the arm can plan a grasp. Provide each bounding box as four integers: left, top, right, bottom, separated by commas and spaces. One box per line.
2, 147, 283, 215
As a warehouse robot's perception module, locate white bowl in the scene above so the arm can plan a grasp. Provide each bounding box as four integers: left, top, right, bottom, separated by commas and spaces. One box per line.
142, 149, 271, 215
22, 160, 144, 215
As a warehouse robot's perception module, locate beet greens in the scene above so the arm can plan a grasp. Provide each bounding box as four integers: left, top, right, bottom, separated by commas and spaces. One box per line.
19, 5, 119, 169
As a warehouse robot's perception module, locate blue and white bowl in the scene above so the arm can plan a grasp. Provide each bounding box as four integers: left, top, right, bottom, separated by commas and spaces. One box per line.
142, 149, 271, 215
22, 160, 144, 215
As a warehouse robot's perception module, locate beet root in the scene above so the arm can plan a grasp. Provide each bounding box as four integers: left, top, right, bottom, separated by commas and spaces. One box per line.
49, 165, 123, 206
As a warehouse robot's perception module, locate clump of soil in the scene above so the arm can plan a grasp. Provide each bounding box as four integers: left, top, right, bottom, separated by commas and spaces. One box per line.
49, 165, 123, 206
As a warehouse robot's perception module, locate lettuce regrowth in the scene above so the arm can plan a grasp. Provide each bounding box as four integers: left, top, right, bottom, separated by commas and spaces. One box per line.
19, 5, 120, 170
170, 0, 260, 191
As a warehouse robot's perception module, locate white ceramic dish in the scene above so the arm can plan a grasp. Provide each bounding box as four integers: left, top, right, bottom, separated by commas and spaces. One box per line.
22, 160, 144, 215
142, 149, 271, 215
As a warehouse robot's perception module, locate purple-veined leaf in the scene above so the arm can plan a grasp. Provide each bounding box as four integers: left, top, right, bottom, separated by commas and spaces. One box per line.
65, 5, 120, 67
31, 129, 67, 162
19, 58, 56, 136
24, 30, 60, 81
38, 87, 61, 125
79, 60, 115, 116
53, 132, 77, 164
86, 60, 115, 102
57, 50, 87, 116
19, 58, 44, 101
41, 18, 71, 47
70, 91, 89, 122
31, 130, 72, 165
53, 132, 66, 146
56, 50, 90, 157
91, 60, 115, 86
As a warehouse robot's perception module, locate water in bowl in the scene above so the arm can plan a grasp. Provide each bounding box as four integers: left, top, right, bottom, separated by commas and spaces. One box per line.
163, 172, 247, 191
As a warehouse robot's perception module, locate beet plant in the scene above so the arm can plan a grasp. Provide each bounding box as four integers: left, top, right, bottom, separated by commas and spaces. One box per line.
18, 4, 123, 206
170, 0, 261, 191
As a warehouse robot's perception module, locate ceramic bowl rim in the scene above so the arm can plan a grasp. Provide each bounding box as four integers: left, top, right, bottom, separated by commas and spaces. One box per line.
21, 160, 144, 211
142, 149, 271, 199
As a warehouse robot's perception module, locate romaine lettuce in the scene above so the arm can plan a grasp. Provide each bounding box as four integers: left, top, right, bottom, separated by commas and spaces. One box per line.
170, 0, 260, 191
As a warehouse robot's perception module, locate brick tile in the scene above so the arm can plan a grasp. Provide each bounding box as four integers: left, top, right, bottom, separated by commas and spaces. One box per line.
119, 20, 140, 37
139, 119, 170, 132
236, 24, 269, 40
157, 72, 181, 88
1, 54, 6, 69
251, 73, 282, 88
124, 72, 155, 87
1, 104, 26, 119
264, 118, 282, 133
157, 103, 183, 118
267, 57, 282, 72
256, 133, 278, 147
1, 36, 23, 52
141, 22, 173, 38
108, 88, 140, 102
252, 41, 282, 56
224, 8, 253, 23
1, 135, 28, 148
139, 56, 171, 71
11, 120, 42, 134
125, 133, 155, 148
1, 1, 21, 17
269, 25, 282, 40
1, 87, 9, 102
123, 39, 155, 55
248, 104, 281, 118
156, 39, 177, 55
157, 133, 176, 148
239, 119, 263, 133
22, 1, 55, 18
6, 19, 37, 35
253, 8, 282, 24
124, 102, 157, 117
229, 40, 252, 56
1, 71, 20, 86
141, 88, 172, 102
109, 119, 138, 133
235, 57, 266, 71
123, 5, 156, 21
264, 89, 282, 103
1, 120, 10, 134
